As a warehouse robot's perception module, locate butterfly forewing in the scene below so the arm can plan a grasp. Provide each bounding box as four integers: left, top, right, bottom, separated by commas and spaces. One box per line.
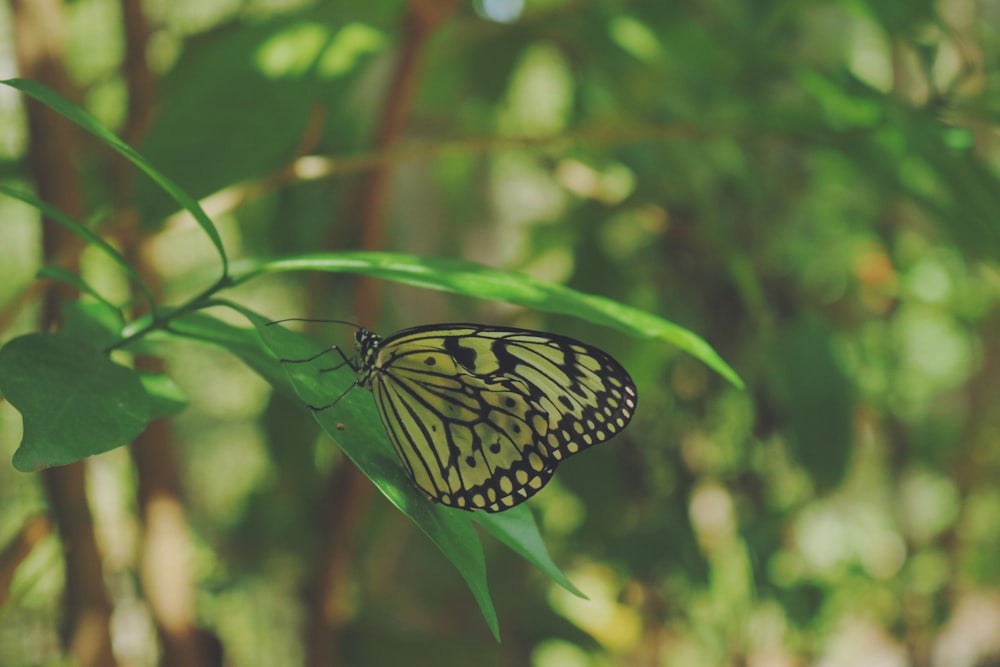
359, 324, 637, 512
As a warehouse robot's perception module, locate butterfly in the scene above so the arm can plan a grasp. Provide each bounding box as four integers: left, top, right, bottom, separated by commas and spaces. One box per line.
279, 321, 637, 512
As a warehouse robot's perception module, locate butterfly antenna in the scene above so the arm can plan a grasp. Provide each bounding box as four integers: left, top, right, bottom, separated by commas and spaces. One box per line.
270, 319, 361, 367
268, 318, 362, 330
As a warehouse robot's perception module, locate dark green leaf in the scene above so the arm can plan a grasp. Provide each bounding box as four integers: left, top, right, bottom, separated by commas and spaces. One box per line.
60, 300, 123, 351
0, 334, 151, 471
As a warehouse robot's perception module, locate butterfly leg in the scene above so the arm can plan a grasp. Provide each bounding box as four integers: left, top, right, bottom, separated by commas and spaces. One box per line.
277, 345, 357, 372
308, 380, 360, 412
276, 348, 361, 410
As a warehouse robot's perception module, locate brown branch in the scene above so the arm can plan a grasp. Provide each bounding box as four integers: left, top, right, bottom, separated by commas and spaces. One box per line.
303, 3, 460, 666
352, 0, 459, 320
165, 121, 700, 226
302, 462, 378, 667
0, 515, 53, 607
41, 466, 118, 667
10, 1, 117, 665
132, 411, 221, 667
118, 0, 155, 149
107, 0, 154, 274
106, 2, 221, 665
351, 0, 462, 323
107, 0, 155, 218
316, 122, 698, 182
10, 0, 85, 319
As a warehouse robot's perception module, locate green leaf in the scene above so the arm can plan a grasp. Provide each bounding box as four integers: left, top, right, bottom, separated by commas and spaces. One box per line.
136, 308, 294, 398
231, 306, 501, 640
139, 373, 188, 419
0, 78, 229, 275
0, 334, 151, 471
133, 17, 327, 222
476, 507, 587, 599
232, 251, 744, 388
0, 186, 157, 309
60, 300, 124, 351
38, 266, 123, 317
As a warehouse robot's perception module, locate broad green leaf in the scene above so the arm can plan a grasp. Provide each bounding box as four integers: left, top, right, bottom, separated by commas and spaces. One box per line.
60, 300, 124, 351
0, 78, 229, 275
232, 251, 744, 388
0, 334, 151, 471
134, 15, 384, 222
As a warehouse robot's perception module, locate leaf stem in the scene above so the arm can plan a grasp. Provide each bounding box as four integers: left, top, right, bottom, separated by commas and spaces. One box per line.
107, 274, 233, 352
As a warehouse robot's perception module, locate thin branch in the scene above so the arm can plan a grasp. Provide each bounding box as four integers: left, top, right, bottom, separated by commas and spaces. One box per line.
166, 121, 700, 225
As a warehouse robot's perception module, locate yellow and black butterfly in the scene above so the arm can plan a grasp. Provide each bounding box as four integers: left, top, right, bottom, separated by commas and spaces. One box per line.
280, 321, 637, 512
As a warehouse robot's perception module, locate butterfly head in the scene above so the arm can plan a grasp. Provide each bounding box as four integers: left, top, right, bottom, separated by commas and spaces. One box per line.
354, 327, 382, 384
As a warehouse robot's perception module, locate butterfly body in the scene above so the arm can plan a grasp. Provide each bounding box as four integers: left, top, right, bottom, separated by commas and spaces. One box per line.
352, 323, 637, 512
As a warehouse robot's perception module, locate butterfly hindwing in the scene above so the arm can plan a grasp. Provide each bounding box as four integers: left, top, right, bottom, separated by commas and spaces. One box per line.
360, 324, 637, 512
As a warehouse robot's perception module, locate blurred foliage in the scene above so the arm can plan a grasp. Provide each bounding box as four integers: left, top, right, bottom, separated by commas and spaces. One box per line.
3, 0, 1000, 666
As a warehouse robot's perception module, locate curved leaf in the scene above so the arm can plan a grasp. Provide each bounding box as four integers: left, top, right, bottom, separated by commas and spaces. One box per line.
0, 334, 151, 471
0, 186, 157, 310
476, 507, 587, 599
233, 251, 743, 388
0, 78, 228, 276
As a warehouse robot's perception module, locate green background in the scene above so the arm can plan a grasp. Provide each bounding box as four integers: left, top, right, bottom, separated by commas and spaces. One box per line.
1, 1, 999, 666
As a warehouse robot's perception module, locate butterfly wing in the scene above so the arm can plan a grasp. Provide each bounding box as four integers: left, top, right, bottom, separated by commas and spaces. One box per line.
369, 324, 637, 512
